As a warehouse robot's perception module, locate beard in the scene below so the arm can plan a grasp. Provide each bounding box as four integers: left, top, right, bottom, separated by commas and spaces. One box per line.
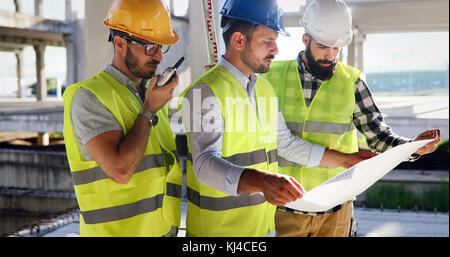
304, 43, 337, 81
241, 44, 275, 74
124, 46, 160, 80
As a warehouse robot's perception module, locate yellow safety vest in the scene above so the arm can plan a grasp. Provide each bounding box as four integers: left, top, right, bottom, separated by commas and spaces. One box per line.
63, 72, 181, 236
263, 60, 361, 191
178, 65, 279, 237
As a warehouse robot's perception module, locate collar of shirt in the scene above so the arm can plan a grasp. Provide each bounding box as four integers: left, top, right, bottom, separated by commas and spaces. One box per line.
218, 56, 258, 96
103, 63, 142, 102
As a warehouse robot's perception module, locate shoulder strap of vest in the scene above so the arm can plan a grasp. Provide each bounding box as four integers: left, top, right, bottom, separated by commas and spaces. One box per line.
82, 72, 142, 132
336, 62, 362, 85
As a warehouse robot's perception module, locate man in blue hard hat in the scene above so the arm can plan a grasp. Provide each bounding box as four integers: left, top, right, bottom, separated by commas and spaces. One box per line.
177, 0, 376, 237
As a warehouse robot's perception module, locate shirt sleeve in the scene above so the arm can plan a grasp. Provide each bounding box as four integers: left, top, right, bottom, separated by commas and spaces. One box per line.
353, 78, 418, 161
70, 88, 122, 160
276, 107, 326, 168
181, 83, 245, 196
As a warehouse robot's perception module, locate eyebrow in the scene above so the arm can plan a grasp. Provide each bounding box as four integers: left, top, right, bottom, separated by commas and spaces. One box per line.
263, 35, 277, 41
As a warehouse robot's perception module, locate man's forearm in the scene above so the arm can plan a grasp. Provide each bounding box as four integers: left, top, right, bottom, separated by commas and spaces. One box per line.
116, 114, 152, 173
86, 114, 152, 184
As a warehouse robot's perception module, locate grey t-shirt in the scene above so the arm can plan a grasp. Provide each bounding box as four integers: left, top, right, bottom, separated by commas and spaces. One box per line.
70, 64, 143, 161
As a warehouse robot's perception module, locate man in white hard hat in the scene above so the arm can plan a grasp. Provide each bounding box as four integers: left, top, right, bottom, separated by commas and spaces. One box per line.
263, 0, 441, 237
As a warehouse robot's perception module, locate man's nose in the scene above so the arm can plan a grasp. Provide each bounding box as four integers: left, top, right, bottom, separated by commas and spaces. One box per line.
272, 42, 279, 56
324, 47, 338, 62
151, 47, 163, 62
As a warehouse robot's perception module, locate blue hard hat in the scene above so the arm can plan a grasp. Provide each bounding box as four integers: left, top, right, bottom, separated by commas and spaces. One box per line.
220, 0, 290, 37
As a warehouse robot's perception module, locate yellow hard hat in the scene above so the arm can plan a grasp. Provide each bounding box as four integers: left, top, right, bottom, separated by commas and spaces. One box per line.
104, 0, 179, 45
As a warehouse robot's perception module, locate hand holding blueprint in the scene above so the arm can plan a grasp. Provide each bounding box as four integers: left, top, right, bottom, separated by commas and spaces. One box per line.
284, 138, 435, 212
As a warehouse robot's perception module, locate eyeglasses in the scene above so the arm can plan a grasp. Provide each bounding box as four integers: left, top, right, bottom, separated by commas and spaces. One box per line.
121, 35, 170, 56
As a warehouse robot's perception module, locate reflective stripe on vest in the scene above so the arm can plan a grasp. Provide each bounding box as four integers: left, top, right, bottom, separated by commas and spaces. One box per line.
71, 154, 165, 185
223, 148, 278, 166
286, 121, 356, 136
166, 182, 182, 198
186, 187, 266, 211
186, 148, 277, 165
82, 194, 164, 224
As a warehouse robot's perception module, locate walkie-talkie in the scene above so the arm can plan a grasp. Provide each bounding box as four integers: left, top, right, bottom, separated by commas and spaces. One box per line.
156, 57, 185, 87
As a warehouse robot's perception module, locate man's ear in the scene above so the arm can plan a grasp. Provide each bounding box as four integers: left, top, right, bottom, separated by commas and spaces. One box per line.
302, 33, 310, 47
113, 36, 127, 55
230, 31, 247, 51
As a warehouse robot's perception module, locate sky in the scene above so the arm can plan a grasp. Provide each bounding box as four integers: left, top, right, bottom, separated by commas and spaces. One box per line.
0, 0, 448, 85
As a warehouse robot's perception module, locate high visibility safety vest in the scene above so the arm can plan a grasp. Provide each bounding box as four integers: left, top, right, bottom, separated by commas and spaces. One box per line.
263, 60, 361, 191
178, 65, 279, 237
63, 72, 181, 236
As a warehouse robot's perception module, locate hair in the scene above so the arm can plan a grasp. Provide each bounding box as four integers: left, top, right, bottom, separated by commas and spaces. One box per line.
221, 16, 257, 48
108, 29, 128, 42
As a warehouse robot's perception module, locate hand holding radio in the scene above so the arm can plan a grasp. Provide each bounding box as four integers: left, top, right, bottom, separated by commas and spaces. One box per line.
156, 56, 185, 86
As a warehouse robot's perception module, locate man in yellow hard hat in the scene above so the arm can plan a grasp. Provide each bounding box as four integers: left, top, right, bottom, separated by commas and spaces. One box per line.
177, 0, 376, 237
263, 0, 441, 237
63, 0, 181, 236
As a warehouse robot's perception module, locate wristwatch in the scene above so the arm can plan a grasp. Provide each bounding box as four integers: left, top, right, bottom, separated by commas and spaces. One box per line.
139, 108, 158, 126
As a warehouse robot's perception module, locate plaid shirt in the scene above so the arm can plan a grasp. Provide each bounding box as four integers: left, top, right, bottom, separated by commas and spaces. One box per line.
278, 52, 417, 216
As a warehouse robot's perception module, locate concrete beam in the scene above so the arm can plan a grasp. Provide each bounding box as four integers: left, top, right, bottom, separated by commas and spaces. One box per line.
0, 10, 72, 46
0, 10, 72, 34
0, 111, 63, 133
0, 41, 25, 51
0, 28, 67, 47
0, 100, 64, 133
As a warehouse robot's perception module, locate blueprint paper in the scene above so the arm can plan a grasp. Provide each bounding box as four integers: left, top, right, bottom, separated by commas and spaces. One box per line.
284, 139, 434, 212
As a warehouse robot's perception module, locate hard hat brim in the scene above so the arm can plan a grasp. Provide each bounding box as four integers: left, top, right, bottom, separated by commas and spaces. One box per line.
300, 20, 352, 48
222, 14, 290, 37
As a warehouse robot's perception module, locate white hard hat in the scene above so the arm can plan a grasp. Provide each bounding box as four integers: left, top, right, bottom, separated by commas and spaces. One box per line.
300, 0, 353, 48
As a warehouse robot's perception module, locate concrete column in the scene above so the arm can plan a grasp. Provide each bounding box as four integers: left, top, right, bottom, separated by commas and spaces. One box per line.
84, 0, 113, 78
14, 50, 23, 98
56, 77, 62, 100
14, 0, 21, 13
64, 33, 76, 86
188, 0, 223, 80
347, 27, 366, 72
65, 0, 86, 84
65, 0, 72, 20
188, 0, 208, 80
34, 0, 43, 16
347, 34, 356, 67
37, 132, 49, 146
355, 33, 366, 72
33, 43, 47, 101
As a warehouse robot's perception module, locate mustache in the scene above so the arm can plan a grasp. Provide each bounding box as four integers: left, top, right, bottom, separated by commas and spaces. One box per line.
316, 59, 336, 65
264, 55, 275, 61
145, 60, 160, 66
